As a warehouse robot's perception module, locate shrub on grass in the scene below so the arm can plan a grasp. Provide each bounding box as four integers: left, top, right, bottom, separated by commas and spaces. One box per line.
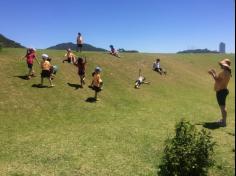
158, 120, 215, 176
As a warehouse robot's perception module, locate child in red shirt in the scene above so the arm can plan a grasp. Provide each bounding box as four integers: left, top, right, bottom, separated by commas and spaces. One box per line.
21, 48, 39, 79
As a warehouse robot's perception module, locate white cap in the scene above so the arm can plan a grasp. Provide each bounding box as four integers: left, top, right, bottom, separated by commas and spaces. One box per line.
42, 54, 49, 59
95, 66, 102, 72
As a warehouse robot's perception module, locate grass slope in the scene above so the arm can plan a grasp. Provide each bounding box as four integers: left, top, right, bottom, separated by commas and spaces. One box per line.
0, 48, 235, 176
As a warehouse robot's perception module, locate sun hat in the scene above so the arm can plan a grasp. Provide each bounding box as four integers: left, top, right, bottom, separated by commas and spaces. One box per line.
219, 58, 231, 69
42, 54, 49, 59
67, 48, 71, 52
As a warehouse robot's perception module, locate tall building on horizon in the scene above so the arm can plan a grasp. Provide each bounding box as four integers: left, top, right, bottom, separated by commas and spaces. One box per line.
219, 42, 226, 53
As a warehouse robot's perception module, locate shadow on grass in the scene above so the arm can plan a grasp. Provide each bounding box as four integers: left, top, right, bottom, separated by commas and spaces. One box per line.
32, 84, 48, 88
85, 97, 97, 103
202, 122, 222, 130
14, 75, 29, 80
67, 83, 82, 90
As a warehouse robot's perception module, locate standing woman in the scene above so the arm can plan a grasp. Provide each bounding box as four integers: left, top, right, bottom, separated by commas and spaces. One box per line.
76, 32, 83, 52
208, 58, 232, 127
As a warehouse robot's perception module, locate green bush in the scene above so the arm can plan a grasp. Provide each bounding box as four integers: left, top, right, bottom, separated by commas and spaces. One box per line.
158, 120, 215, 176
0, 43, 2, 52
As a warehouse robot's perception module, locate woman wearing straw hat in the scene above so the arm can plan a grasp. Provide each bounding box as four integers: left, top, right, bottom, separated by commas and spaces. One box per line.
208, 58, 232, 127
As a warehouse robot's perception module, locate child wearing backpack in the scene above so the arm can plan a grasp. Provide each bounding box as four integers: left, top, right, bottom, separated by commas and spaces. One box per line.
39, 54, 54, 87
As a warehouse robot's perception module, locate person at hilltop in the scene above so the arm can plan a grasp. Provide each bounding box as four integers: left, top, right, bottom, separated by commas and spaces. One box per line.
153, 58, 167, 75
39, 54, 54, 87
134, 69, 150, 89
208, 58, 232, 127
91, 67, 103, 101
62, 48, 76, 63
109, 45, 120, 58
21, 48, 39, 79
76, 32, 83, 52
73, 57, 87, 88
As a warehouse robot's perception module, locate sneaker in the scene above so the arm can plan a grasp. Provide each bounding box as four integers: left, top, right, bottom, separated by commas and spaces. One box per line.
49, 85, 55, 88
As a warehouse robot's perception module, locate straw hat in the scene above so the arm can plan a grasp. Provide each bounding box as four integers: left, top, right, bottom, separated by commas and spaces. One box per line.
219, 58, 231, 69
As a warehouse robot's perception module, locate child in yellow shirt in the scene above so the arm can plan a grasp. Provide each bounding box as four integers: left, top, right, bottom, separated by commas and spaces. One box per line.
39, 54, 54, 87
91, 67, 103, 101
63, 48, 76, 63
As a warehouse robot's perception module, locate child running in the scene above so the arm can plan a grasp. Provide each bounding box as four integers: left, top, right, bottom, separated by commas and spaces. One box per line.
91, 67, 103, 101
109, 45, 120, 58
134, 69, 150, 89
39, 54, 54, 87
21, 48, 39, 79
73, 57, 87, 88
63, 48, 76, 63
208, 58, 232, 127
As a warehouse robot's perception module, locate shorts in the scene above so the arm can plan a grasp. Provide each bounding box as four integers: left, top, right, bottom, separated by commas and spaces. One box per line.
77, 44, 83, 48
135, 80, 141, 86
67, 57, 72, 63
41, 70, 51, 78
27, 63, 33, 69
93, 86, 102, 92
216, 89, 229, 106
78, 70, 85, 76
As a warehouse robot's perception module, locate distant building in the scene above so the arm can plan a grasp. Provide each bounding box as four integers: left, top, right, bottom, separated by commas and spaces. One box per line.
219, 42, 226, 53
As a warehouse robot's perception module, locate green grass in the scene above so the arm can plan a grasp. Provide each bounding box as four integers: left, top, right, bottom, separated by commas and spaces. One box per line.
0, 48, 235, 176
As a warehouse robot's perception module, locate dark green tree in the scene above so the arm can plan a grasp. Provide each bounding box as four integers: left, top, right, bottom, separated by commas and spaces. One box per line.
158, 120, 215, 176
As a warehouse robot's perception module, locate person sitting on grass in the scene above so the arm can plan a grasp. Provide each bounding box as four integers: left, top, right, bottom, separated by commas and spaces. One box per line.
63, 48, 76, 63
134, 69, 150, 89
21, 48, 39, 79
91, 67, 103, 101
153, 58, 167, 75
73, 57, 87, 88
208, 58, 232, 127
39, 54, 54, 87
109, 45, 120, 58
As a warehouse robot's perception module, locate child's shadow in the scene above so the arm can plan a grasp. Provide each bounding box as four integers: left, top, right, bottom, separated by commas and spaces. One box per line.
32, 84, 48, 88
67, 83, 82, 90
85, 97, 97, 103
14, 75, 29, 80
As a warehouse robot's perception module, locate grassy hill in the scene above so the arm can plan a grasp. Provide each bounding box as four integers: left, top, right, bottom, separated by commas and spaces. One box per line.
0, 48, 235, 176
0, 34, 25, 48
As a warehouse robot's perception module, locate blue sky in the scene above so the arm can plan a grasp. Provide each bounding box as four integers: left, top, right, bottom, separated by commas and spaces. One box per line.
0, 0, 235, 53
